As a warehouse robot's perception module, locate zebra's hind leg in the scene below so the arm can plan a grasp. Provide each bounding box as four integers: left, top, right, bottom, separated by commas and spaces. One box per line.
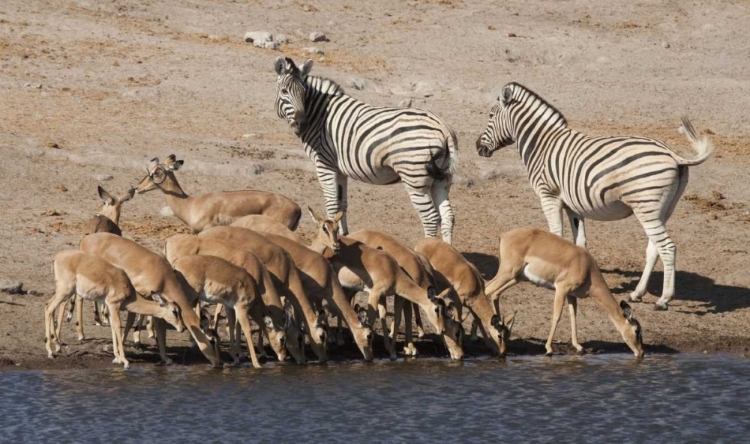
565, 209, 587, 247
629, 240, 658, 303
632, 210, 677, 311
404, 184, 441, 239
431, 177, 454, 244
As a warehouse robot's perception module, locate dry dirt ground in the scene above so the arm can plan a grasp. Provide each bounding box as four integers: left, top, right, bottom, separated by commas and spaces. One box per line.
1, 0, 749, 370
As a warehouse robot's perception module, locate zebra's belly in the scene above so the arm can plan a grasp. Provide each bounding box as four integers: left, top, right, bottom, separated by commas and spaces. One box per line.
563, 199, 633, 222
337, 162, 400, 185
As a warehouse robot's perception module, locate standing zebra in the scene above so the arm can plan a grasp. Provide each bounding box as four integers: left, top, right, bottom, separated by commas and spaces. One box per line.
273, 57, 458, 243
476, 82, 713, 310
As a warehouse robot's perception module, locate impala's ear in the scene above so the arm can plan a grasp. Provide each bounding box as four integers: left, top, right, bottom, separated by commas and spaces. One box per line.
149, 157, 160, 168
308, 206, 323, 224
300, 59, 314, 77
445, 302, 457, 321
506, 311, 517, 331
437, 287, 452, 299
152, 293, 167, 307
501, 85, 513, 106
263, 316, 274, 328
427, 286, 437, 301
332, 211, 344, 224
315, 310, 327, 327
123, 187, 136, 201
490, 314, 501, 328
274, 57, 285, 75
354, 304, 368, 326
620, 300, 634, 322
170, 160, 184, 171
98, 186, 115, 205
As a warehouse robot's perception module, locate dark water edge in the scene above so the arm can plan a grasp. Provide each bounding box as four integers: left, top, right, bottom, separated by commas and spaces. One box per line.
1, 354, 748, 443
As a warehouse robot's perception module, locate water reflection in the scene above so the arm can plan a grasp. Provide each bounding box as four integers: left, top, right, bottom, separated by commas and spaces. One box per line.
1, 354, 748, 443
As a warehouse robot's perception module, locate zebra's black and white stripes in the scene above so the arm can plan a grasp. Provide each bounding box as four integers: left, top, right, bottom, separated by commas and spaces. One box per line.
274, 57, 458, 243
476, 82, 713, 310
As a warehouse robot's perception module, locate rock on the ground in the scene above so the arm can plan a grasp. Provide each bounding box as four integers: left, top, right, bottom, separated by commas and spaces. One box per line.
254, 40, 279, 50
160, 206, 174, 217
244, 31, 273, 43
0, 280, 25, 295
413, 81, 433, 97
398, 99, 412, 108
274, 34, 289, 43
94, 174, 113, 182
303, 47, 324, 55
309, 32, 328, 42
349, 77, 367, 90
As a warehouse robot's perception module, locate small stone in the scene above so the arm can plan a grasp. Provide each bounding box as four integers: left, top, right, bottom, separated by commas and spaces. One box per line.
661, 41, 670, 49
254, 40, 279, 50
0, 280, 25, 295
55, 184, 68, 192
309, 31, 328, 42
244, 31, 273, 43
24, 82, 31, 87
507, 32, 517, 37
712, 190, 725, 201
488, 25, 496, 30
274, 34, 289, 43
303, 47, 324, 54
160, 206, 174, 217
35, 83, 42, 89
94, 174, 114, 182
398, 99, 412, 108
349, 77, 367, 90
413, 81, 432, 94
242, 133, 258, 139
42, 209, 65, 216
45, 141, 60, 149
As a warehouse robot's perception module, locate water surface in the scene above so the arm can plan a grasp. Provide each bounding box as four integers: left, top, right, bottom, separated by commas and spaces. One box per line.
1, 354, 748, 443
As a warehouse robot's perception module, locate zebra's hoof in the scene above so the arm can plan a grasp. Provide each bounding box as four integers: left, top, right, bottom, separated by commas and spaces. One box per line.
628, 294, 643, 303
653, 302, 669, 311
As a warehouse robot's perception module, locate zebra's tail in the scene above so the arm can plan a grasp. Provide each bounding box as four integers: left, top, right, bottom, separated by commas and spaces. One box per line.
672, 116, 714, 166
425, 129, 458, 181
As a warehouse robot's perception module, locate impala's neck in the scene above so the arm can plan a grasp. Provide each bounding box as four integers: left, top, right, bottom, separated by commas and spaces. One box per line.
97, 207, 120, 226
466, 291, 495, 326
589, 270, 629, 331
122, 295, 170, 319
159, 174, 195, 226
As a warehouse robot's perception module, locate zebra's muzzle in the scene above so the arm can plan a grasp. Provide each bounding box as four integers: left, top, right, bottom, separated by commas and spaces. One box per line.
476, 138, 493, 157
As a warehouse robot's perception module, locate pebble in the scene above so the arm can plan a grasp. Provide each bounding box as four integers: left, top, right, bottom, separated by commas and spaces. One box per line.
0, 280, 25, 295
244, 31, 273, 43
309, 31, 328, 42
254, 40, 279, 50
303, 47, 324, 54
413, 81, 432, 94
94, 174, 114, 182
661, 41, 671, 49
398, 99, 412, 108
274, 34, 289, 44
160, 206, 175, 217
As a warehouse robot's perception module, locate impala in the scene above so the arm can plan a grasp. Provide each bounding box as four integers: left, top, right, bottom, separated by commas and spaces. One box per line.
80, 232, 221, 367
231, 214, 304, 243
484, 228, 644, 357
46, 250, 184, 369
135, 154, 302, 231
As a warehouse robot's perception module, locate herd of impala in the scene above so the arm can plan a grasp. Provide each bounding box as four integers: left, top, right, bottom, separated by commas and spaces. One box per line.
44, 154, 645, 369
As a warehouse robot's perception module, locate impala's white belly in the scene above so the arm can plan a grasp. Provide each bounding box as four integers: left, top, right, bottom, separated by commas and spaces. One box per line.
523, 265, 555, 290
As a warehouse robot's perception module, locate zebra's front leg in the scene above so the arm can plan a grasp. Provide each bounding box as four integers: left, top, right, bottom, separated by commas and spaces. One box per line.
404, 184, 440, 239
334, 175, 349, 235
565, 209, 587, 247
540, 194, 564, 238
431, 177, 454, 244
317, 167, 349, 234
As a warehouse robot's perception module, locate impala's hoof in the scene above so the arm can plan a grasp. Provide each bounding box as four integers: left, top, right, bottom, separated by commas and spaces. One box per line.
545, 351, 553, 357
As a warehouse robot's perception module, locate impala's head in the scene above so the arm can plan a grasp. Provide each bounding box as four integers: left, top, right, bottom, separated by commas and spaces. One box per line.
619, 301, 645, 358
489, 311, 517, 356
307, 310, 330, 363
420, 287, 448, 338
352, 304, 375, 361
151, 293, 185, 333
476, 84, 518, 158
274, 57, 313, 136
309, 207, 344, 253
96, 185, 135, 225
135, 155, 183, 194
441, 294, 465, 360
258, 313, 290, 363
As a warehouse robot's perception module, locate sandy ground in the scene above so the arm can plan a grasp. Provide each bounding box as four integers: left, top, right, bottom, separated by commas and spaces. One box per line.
1, 0, 749, 370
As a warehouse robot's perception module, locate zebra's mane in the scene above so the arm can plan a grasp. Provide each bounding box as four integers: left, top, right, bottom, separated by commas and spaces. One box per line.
507, 82, 567, 127
305, 75, 345, 96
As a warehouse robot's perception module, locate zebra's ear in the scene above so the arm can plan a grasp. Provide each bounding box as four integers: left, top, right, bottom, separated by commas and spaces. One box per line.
300, 59, 314, 78
501, 86, 513, 106
274, 57, 290, 75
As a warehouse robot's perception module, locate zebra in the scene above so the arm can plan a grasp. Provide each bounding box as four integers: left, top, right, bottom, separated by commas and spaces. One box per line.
476, 82, 713, 310
273, 57, 458, 243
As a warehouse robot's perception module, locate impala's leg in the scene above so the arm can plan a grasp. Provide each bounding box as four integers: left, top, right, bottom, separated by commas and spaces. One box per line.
412, 303, 425, 338
567, 296, 583, 353
66, 297, 75, 322
108, 303, 128, 368
540, 193, 564, 238
257, 325, 269, 360
211, 304, 223, 330
370, 290, 395, 359
242, 305, 264, 369
401, 297, 418, 356
56, 302, 67, 344
546, 286, 569, 356
154, 318, 171, 365
146, 316, 155, 339
469, 319, 480, 342
565, 209, 587, 247
100, 303, 110, 326
404, 183, 440, 239
226, 308, 238, 364
75, 295, 85, 341
45, 286, 73, 358
123, 312, 137, 345
133, 315, 145, 347
431, 176, 455, 244
93, 301, 103, 326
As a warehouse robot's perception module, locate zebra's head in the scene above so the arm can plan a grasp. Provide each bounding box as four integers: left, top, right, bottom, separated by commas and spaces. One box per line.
274, 57, 314, 136
476, 84, 517, 157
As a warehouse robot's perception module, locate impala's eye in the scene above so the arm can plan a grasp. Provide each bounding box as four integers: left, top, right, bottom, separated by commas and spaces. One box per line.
322, 227, 328, 234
